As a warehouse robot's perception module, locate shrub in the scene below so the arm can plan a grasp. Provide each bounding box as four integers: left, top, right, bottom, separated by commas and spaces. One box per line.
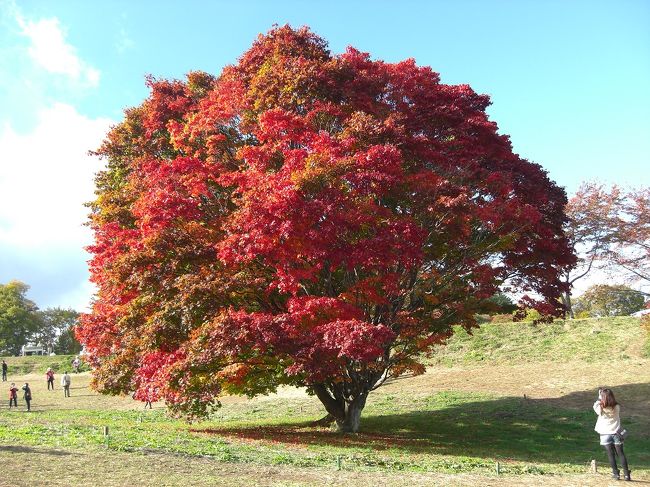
521, 309, 542, 322
490, 314, 514, 323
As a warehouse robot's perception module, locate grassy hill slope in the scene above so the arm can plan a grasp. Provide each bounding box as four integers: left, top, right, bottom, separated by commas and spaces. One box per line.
0, 354, 89, 374
429, 316, 648, 366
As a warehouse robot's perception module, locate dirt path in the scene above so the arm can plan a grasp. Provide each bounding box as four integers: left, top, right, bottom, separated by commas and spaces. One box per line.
0, 373, 152, 412
0, 446, 646, 486
228, 358, 650, 416
382, 359, 650, 418
7, 357, 648, 414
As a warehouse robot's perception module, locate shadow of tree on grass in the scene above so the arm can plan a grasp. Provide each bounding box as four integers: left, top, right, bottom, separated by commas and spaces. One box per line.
0, 445, 71, 456
192, 382, 650, 469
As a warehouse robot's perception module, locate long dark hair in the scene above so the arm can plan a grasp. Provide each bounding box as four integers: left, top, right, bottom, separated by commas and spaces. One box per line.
600, 388, 618, 409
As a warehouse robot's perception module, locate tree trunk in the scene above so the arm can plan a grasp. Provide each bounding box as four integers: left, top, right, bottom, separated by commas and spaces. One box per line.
312, 384, 369, 433
336, 393, 368, 433
560, 273, 576, 319
562, 290, 575, 319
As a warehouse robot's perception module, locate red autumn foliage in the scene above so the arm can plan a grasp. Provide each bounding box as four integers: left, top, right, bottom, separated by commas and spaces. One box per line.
78, 25, 574, 431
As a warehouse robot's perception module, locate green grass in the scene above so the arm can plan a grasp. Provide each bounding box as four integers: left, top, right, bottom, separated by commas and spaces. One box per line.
428, 316, 645, 366
642, 318, 650, 358
0, 387, 648, 476
0, 354, 90, 374
1, 316, 648, 482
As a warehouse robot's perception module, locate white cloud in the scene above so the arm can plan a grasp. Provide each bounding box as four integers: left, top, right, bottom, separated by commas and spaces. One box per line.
56, 279, 97, 312
0, 103, 113, 309
17, 16, 100, 87
0, 103, 112, 249
0, 3, 109, 309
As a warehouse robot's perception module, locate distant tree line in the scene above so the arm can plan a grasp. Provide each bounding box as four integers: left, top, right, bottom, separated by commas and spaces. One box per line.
573, 284, 646, 318
0, 280, 82, 356
483, 284, 646, 323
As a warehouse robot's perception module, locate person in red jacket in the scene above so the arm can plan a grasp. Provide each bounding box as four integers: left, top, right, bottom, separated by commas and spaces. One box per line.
46, 368, 55, 390
8, 382, 18, 408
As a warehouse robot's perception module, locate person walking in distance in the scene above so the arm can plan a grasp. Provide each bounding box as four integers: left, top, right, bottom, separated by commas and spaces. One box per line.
46, 368, 55, 390
72, 357, 80, 373
22, 383, 32, 412
61, 371, 71, 397
594, 387, 631, 481
2, 360, 7, 381
9, 382, 18, 408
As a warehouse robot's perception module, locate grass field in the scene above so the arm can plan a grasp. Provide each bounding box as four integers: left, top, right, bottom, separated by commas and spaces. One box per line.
0, 317, 648, 486
428, 316, 647, 365
2, 354, 90, 375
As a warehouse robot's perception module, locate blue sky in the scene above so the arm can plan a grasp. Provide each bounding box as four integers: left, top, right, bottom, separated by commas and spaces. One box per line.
0, 0, 649, 310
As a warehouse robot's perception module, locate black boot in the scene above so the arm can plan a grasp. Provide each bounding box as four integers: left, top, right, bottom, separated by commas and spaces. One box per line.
604, 444, 620, 479
614, 444, 631, 481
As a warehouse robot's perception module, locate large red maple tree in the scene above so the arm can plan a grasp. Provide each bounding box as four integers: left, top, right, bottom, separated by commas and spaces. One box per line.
79, 26, 574, 432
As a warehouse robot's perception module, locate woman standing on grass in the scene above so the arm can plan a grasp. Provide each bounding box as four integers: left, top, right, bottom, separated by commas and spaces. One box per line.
22, 383, 32, 412
46, 368, 55, 390
594, 388, 631, 481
